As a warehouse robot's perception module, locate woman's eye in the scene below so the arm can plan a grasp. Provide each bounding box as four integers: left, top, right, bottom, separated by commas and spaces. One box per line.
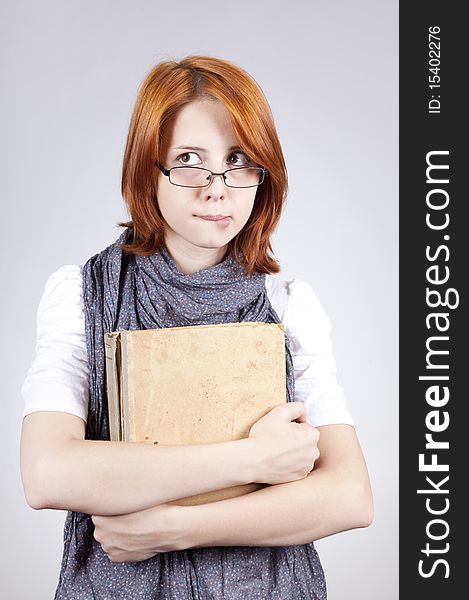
174, 150, 250, 167
176, 152, 200, 165
228, 152, 250, 166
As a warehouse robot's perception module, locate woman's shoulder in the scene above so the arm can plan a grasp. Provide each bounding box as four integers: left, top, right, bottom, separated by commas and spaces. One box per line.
38, 264, 84, 317
265, 274, 331, 332
42, 264, 83, 289
265, 273, 319, 297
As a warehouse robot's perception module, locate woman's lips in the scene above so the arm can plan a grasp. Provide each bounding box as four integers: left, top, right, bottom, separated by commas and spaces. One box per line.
197, 215, 231, 225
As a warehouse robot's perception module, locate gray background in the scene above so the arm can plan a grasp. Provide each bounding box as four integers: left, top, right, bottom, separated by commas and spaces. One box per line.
1, 1, 398, 598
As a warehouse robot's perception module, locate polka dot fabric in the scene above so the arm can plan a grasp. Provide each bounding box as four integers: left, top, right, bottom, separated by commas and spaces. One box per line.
53, 228, 327, 599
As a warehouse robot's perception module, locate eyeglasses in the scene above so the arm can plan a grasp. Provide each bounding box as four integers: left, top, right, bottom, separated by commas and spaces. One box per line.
155, 162, 268, 189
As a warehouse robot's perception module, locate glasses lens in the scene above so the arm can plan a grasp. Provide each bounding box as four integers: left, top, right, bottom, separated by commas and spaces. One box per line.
225, 167, 264, 188
170, 167, 211, 187
168, 166, 265, 188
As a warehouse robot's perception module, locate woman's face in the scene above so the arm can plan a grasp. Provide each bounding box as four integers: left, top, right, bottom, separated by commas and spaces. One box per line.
156, 98, 258, 256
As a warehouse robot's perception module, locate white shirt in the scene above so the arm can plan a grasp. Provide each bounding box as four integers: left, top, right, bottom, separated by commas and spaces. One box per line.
21, 265, 354, 428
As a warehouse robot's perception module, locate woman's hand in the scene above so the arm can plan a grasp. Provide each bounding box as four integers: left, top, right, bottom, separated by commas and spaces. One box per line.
248, 401, 320, 485
91, 503, 189, 563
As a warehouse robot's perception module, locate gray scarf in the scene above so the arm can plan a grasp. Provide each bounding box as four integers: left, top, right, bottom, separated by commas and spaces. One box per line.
54, 227, 326, 600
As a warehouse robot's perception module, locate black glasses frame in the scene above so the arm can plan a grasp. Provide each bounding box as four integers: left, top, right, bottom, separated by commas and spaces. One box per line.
155, 162, 268, 189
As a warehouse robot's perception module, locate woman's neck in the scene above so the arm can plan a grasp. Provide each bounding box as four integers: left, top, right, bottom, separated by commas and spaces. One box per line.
163, 236, 228, 275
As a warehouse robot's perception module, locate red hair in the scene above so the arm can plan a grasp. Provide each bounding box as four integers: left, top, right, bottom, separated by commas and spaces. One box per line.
118, 55, 288, 275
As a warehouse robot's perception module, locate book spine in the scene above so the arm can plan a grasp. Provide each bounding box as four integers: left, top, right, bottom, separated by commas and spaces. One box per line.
120, 331, 130, 442
104, 333, 122, 441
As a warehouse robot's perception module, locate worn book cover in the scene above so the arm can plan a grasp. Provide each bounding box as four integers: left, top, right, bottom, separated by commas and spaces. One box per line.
104, 322, 287, 505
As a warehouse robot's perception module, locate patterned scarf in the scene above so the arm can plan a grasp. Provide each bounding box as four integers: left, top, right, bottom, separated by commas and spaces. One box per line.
53, 227, 326, 600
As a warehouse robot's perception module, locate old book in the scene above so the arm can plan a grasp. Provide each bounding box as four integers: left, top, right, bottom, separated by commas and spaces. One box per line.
104, 322, 287, 506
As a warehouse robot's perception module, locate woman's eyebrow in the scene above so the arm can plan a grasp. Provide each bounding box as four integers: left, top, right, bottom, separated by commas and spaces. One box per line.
173, 145, 242, 152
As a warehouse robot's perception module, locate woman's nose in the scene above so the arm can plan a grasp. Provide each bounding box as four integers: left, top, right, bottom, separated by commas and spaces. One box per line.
204, 172, 226, 198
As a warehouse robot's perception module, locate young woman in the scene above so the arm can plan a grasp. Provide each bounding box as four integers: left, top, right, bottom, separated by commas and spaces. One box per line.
20, 55, 373, 599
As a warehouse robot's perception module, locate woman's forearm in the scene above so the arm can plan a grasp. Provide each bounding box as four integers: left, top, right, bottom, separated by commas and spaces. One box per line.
21, 413, 256, 516
183, 467, 372, 548
50, 438, 256, 515
180, 425, 373, 548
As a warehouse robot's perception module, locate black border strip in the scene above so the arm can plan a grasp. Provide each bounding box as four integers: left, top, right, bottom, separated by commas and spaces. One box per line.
399, 2, 464, 596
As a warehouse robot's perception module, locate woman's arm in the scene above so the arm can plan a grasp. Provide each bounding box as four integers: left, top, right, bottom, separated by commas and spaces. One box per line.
183, 424, 373, 547
20, 401, 317, 517
89, 424, 372, 563
20, 411, 255, 515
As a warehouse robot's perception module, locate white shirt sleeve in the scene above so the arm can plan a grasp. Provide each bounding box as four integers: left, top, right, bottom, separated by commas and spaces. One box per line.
21, 265, 89, 423
282, 278, 354, 428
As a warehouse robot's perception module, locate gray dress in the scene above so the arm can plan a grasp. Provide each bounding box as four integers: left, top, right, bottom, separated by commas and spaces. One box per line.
56, 514, 326, 599
53, 230, 327, 599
